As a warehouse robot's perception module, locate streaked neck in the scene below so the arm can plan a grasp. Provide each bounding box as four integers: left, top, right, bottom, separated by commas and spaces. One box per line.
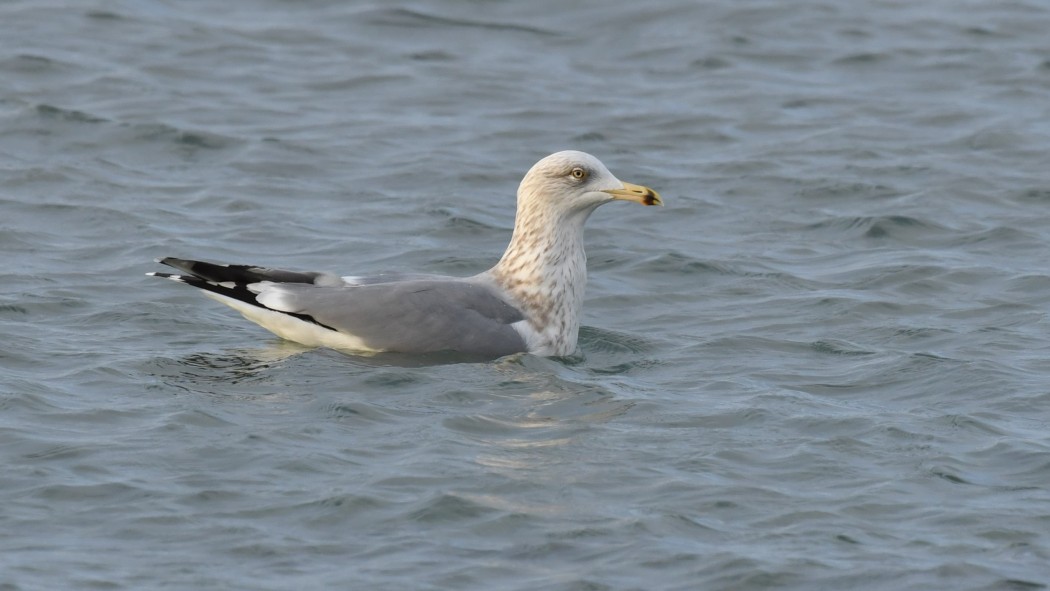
489, 204, 594, 336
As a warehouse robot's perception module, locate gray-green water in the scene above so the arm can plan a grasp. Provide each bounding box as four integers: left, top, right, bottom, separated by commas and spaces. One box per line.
2, 1, 1049, 589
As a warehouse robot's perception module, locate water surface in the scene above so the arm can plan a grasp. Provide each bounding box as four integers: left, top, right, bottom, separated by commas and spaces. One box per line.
2, 1, 1049, 589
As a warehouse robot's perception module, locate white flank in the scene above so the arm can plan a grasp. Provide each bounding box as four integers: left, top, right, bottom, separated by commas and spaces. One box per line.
509, 319, 557, 357
199, 291, 379, 352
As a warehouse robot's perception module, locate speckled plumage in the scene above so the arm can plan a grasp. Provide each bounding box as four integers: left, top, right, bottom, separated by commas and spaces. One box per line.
483, 150, 659, 356
149, 150, 660, 358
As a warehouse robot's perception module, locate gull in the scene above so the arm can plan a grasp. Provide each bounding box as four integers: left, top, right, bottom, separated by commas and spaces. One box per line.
149, 150, 661, 358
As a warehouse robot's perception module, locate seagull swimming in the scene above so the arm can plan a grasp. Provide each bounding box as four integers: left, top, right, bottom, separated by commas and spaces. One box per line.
149, 150, 662, 358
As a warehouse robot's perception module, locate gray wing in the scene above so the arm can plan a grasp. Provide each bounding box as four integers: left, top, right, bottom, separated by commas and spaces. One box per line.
258, 279, 528, 356
340, 272, 451, 286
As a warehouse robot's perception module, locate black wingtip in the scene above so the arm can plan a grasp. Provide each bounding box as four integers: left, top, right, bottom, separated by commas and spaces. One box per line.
153, 257, 332, 286
148, 266, 336, 333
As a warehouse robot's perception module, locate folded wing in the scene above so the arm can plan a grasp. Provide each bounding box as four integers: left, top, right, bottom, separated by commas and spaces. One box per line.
150, 258, 527, 357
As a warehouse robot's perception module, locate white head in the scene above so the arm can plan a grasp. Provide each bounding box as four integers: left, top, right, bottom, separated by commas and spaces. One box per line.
491, 150, 661, 355
517, 150, 661, 219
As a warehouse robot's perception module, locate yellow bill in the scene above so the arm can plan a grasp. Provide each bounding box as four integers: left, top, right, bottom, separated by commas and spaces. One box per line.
603, 181, 663, 206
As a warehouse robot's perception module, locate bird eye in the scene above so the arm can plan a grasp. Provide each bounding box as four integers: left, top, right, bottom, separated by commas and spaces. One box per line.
570, 167, 588, 180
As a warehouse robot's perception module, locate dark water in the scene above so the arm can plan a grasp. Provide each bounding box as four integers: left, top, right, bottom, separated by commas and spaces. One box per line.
3, 1, 1050, 589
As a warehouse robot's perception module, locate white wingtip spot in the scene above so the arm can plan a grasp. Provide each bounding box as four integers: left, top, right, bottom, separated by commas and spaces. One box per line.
147, 273, 187, 282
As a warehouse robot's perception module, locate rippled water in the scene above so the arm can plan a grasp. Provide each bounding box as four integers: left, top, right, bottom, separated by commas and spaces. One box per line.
3, 1, 1050, 589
